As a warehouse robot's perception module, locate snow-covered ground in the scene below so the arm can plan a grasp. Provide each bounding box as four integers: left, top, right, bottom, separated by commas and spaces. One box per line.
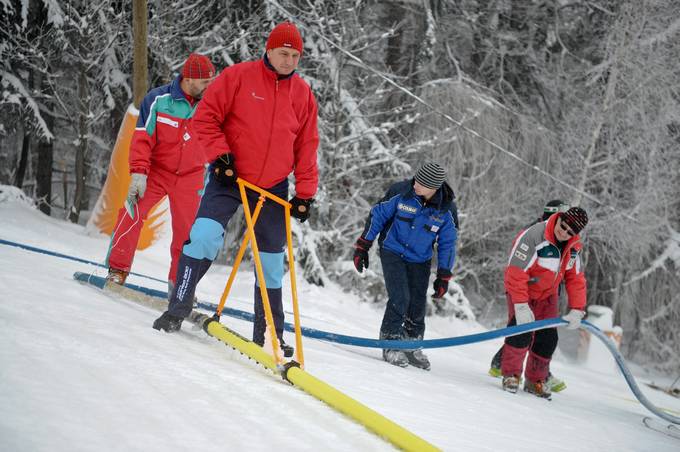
1, 193, 679, 451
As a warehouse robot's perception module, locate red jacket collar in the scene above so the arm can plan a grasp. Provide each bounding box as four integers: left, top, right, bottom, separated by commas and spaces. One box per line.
544, 213, 581, 249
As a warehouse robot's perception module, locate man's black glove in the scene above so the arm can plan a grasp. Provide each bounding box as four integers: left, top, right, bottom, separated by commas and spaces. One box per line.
433, 268, 452, 299
353, 237, 372, 273
290, 197, 313, 222
213, 153, 236, 186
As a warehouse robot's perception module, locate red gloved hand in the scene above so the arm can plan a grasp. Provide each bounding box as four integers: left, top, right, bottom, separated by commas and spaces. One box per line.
433, 269, 452, 298
353, 237, 372, 273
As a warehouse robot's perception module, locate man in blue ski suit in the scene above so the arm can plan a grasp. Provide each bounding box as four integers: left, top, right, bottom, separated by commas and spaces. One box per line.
353, 163, 458, 370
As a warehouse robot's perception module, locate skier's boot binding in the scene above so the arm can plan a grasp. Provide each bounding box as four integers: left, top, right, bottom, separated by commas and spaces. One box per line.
153, 311, 183, 332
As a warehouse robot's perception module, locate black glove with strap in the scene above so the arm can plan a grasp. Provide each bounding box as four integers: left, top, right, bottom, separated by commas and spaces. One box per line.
353, 237, 372, 273
213, 153, 237, 186
433, 268, 452, 299
290, 197, 313, 223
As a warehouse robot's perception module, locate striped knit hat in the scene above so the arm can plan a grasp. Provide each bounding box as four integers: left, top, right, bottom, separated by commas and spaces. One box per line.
415, 163, 446, 190
182, 53, 215, 80
266, 22, 303, 54
561, 207, 588, 234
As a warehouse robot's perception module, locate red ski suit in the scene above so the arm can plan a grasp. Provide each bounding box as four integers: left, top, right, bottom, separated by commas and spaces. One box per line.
501, 213, 587, 382
107, 77, 207, 283
191, 59, 319, 198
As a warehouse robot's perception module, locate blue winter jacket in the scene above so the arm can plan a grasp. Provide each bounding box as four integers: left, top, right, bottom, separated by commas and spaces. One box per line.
361, 179, 459, 270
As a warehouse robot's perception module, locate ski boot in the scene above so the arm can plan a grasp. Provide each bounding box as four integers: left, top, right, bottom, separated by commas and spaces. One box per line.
502, 375, 521, 393
488, 347, 503, 378
152, 311, 183, 332
106, 268, 129, 285
404, 349, 430, 370
546, 373, 566, 392
380, 332, 409, 367
280, 340, 294, 358
383, 349, 409, 367
524, 379, 552, 399
403, 334, 431, 370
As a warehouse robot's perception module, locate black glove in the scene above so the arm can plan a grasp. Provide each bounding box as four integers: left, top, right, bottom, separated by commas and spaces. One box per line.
433, 268, 452, 299
353, 237, 372, 273
290, 197, 313, 222
213, 153, 237, 186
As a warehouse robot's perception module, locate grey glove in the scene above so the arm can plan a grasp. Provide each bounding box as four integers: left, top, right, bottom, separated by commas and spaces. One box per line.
127, 173, 147, 201
514, 303, 535, 325
563, 309, 585, 330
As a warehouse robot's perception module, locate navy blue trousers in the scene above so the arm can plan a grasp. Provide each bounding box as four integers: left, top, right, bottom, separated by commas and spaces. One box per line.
168, 171, 288, 345
378, 248, 431, 338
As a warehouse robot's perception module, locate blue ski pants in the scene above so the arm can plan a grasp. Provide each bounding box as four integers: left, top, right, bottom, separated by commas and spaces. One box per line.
378, 248, 431, 339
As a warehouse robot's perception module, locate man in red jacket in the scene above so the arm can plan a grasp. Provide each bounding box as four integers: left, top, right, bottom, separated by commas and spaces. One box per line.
501, 207, 589, 399
106, 53, 215, 290
153, 23, 319, 357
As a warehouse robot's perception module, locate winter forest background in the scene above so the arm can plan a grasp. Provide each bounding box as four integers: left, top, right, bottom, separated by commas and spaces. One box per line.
1, 0, 679, 373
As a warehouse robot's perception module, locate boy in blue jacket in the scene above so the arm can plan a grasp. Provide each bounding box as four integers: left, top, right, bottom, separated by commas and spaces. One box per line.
353, 163, 459, 370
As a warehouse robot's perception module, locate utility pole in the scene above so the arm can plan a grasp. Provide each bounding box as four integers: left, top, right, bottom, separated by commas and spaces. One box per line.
132, 0, 148, 108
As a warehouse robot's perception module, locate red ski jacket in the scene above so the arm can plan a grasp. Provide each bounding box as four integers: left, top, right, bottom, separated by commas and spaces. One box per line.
191, 59, 319, 199
504, 213, 587, 310
129, 77, 206, 176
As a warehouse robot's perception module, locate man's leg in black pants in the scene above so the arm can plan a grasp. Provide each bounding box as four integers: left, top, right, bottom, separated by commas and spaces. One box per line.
154, 176, 240, 332
403, 260, 432, 370
378, 249, 410, 367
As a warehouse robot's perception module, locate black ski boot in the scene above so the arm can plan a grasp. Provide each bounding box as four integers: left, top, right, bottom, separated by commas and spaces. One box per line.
380, 332, 409, 367
253, 337, 294, 358
404, 335, 431, 370
280, 340, 294, 358
489, 347, 503, 377
152, 311, 183, 332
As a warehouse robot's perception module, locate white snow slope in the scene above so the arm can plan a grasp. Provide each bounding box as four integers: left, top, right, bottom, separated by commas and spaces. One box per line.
1, 197, 679, 452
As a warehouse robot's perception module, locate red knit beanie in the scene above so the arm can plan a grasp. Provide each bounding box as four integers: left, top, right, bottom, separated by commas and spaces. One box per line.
266, 22, 303, 54
182, 53, 215, 80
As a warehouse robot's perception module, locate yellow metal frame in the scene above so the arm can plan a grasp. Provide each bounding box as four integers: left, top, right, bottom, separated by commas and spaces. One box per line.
214, 178, 305, 368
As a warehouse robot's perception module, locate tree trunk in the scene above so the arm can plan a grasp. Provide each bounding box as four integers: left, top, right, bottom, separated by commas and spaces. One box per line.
14, 129, 30, 189
132, 0, 148, 108
69, 65, 88, 223
35, 128, 54, 216
33, 64, 53, 215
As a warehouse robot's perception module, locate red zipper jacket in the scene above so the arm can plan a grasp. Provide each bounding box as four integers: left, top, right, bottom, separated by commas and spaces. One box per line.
504, 213, 587, 310
191, 58, 319, 199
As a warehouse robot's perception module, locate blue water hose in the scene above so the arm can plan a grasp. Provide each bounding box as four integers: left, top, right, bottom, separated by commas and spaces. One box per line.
581, 321, 680, 425
1, 238, 167, 283
72, 271, 563, 348
73, 272, 680, 424
5, 238, 678, 426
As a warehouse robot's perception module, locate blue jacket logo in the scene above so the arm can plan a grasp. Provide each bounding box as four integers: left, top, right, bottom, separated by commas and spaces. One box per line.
398, 203, 417, 214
